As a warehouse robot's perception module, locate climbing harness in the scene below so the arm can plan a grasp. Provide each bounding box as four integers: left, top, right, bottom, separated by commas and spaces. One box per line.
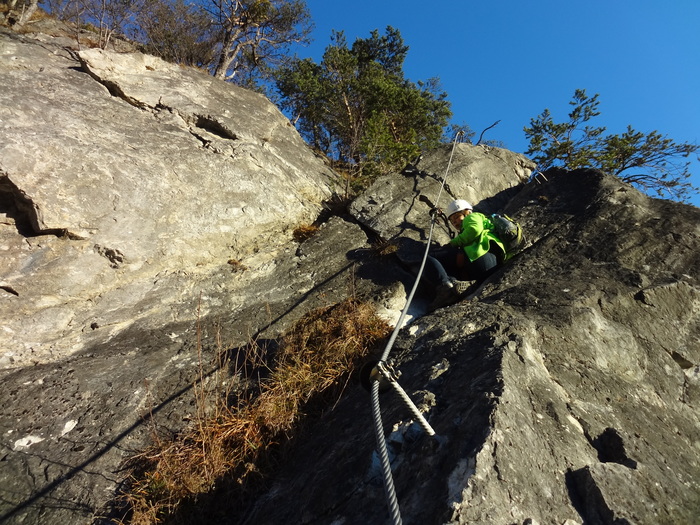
369, 132, 462, 525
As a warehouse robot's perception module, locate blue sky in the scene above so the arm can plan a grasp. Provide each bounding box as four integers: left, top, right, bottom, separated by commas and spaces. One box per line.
293, 0, 700, 206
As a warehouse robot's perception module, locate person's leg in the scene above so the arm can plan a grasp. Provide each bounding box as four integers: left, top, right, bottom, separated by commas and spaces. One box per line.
464, 252, 498, 282
423, 256, 452, 287
423, 245, 472, 309
489, 241, 506, 265
429, 245, 463, 278
418, 254, 459, 309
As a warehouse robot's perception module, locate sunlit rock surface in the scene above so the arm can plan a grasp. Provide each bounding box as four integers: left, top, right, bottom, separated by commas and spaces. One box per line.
1, 25, 699, 525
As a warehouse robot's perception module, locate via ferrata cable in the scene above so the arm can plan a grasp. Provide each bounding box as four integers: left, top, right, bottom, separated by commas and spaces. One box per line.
370, 132, 462, 525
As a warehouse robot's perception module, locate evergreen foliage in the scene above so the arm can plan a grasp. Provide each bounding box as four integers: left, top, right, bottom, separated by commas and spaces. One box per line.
275, 27, 452, 187
525, 89, 699, 202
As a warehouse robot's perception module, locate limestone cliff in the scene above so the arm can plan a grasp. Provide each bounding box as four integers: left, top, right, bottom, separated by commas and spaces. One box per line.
244, 168, 700, 525
1, 27, 337, 368
1, 25, 699, 525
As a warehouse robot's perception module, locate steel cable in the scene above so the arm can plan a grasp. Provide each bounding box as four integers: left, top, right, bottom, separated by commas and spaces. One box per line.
370, 133, 462, 524
371, 380, 403, 525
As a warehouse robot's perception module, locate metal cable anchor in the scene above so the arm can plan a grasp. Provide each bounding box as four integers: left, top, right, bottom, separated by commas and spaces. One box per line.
372, 360, 436, 437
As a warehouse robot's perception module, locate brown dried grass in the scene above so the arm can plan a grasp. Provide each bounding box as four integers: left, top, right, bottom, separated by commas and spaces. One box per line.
292, 223, 319, 242
117, 298, 390, 524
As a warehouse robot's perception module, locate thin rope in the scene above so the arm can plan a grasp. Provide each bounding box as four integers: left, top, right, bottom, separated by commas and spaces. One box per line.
387, 374, 435, 436
379, 217, 437, 362
371, 133, 462, 525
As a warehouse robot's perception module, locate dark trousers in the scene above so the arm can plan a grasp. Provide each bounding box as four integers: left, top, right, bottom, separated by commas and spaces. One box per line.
423, 242, 504, 286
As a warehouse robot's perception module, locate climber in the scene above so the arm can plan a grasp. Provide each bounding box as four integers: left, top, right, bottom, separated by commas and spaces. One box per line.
424, 199, 507, 308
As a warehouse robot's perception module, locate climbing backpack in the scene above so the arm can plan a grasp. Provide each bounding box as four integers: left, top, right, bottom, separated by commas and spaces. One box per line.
490, 213, 524, 255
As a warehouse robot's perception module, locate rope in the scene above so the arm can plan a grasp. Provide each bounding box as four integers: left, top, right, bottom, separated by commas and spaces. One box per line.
386, 372, 435, 437
370, 133, 462, 524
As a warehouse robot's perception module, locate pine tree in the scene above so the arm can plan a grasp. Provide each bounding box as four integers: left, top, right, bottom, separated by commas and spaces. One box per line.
525, 89, 698, 202
275, 26, 451, 188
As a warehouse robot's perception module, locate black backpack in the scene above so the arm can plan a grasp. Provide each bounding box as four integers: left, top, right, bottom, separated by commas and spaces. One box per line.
490, 213, 525, 255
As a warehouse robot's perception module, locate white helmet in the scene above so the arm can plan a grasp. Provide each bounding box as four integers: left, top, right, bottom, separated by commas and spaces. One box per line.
445, 199, 473, 218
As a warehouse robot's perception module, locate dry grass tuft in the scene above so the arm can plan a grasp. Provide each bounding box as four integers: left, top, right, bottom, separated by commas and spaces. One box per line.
370, 238, 399, 258
292, 223, 319, 242
117, 298, 390, 524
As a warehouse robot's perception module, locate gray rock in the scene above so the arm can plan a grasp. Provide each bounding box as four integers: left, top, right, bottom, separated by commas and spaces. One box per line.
349, 144, 535, 243
1, 25, 699, 525
0, 28, 337, 367
0, 213, 401, 525
241, 170, 700, 525
0, 27, 351, 525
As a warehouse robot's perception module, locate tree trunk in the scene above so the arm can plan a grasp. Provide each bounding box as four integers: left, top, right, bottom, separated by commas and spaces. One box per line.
12, 0, 39, 28
214, 29, 234, 80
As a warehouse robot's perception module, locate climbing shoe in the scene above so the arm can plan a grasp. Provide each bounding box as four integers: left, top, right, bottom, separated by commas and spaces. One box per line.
430, 281, 458, 310
450, 278, 473, 296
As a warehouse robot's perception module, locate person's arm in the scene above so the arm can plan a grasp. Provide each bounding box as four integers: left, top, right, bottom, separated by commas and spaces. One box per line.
449, 214, 484, 248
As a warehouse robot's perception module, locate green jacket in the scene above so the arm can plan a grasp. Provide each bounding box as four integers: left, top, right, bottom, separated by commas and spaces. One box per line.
449, 212, 507, 262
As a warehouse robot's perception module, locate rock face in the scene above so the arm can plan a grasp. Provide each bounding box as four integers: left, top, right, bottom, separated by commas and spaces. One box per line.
1, 26, 699, 525
349, 145, 534, 243
0, 28, 337, 367
241, 169, 700, 525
